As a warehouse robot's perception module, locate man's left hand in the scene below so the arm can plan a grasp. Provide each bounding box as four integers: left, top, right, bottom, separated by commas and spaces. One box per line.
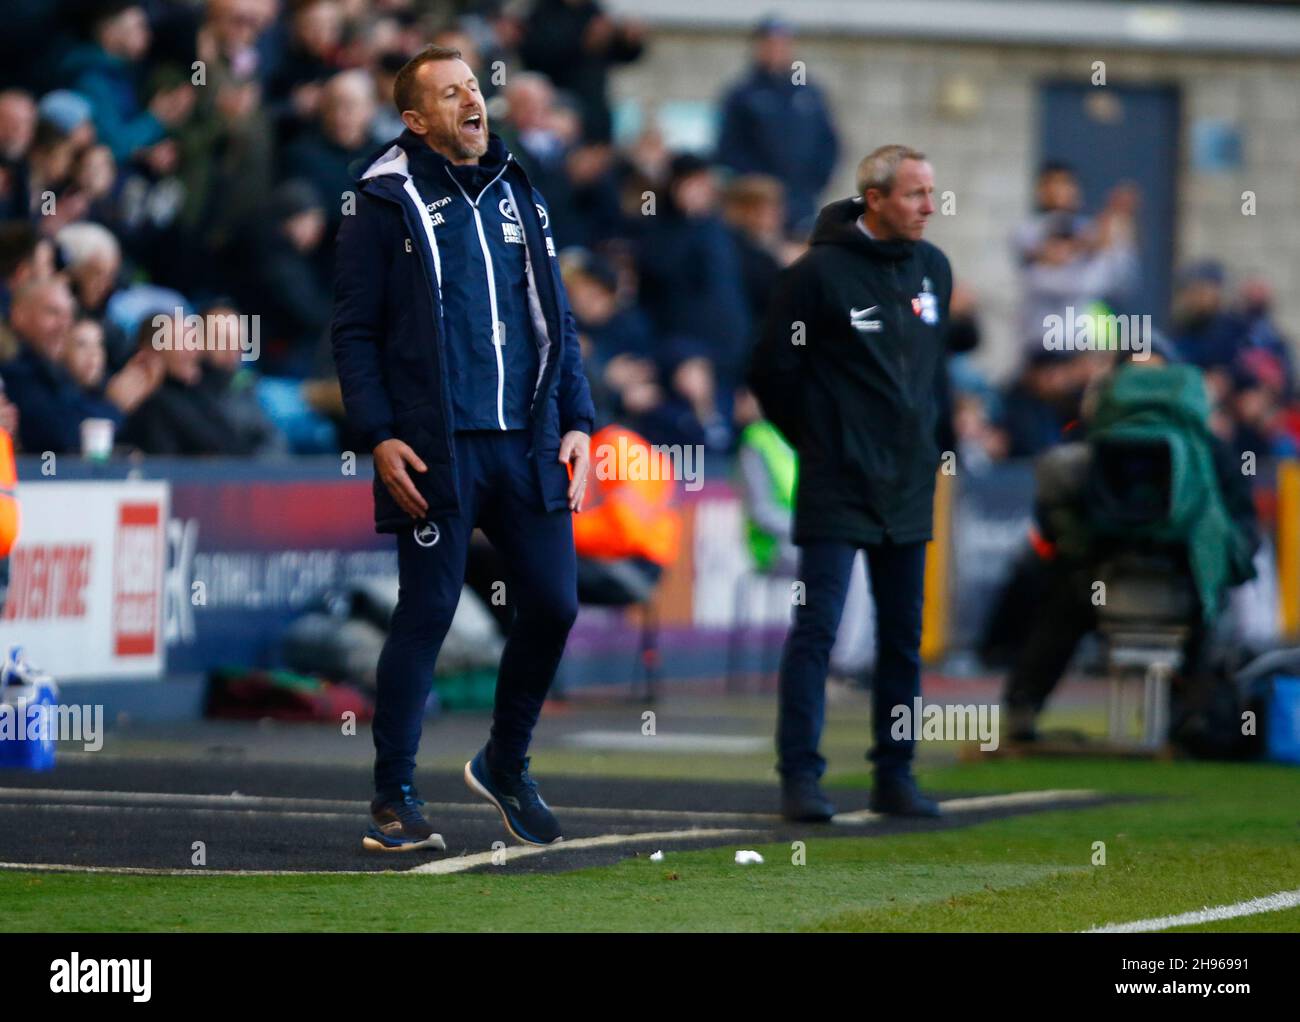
558, 430, 591, 512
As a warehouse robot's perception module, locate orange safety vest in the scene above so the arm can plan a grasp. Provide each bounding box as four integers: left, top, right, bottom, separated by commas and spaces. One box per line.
572, 425, 682, 566
0, 429, 18, 557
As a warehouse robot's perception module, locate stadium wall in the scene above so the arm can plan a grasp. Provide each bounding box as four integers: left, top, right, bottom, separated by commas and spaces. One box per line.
604, 4, 1300, 382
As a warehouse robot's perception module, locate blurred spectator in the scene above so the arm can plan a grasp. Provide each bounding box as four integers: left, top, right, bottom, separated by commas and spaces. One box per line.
0, 90, 36, 165
370, 49, 410, 143
121, 311, 281, 456
281, 69, 375, 237
62, 316, 109, 393
267, 0, 346, 130
196, 0, 273, 86
566, 252, 642, 425
1227, 354, 1299, 460
720, 174, 789, 330
1013, 164, 1138, 355
715, 17, 839, 236
996, 349, 1083, 459
1237, 277, 1295, 394
1011, 161, 1086, 260
37, 89, 97, 150
228, 178, 330, 377
1169, 260, 1246, 371
0, 278, 159, 452
55, 220, 131, 366
0, 223, 54, 321
636, 153, 750, 449
58, 1, 195, 164
500, 72, 569, 203
56, 222, 121, 318
518, 0, 645, 143
0, 91, 39, 220
175, 0, 278, 281
198, 301, 289, 456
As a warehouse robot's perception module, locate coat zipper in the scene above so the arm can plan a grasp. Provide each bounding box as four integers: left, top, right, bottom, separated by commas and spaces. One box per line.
447, 163, 512, 431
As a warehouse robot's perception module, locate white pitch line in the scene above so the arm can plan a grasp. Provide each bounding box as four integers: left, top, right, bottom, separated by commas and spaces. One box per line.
1086, 888, 1300, 933
405, 828, 761, 875
0, 786, 1103, 827
0, 802, 363, 822
0, 786, 779, 824
0, 860, 380, 877
830, 788, 1101, 824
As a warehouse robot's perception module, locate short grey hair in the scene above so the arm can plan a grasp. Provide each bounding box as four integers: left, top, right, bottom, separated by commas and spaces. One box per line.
56, 222, 120, 267
856, 144, 927, 197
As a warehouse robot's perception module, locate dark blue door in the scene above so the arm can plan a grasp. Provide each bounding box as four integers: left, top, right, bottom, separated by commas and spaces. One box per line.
1039, 82, 1181, 330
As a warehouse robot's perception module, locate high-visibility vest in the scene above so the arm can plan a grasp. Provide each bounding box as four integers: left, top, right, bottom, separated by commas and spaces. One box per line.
738, 420, 795, 571
0, 429, 19, 557
572, 425, 682, 566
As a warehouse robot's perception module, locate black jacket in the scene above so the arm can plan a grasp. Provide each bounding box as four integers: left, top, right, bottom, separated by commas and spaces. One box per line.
747, 197, 953, 545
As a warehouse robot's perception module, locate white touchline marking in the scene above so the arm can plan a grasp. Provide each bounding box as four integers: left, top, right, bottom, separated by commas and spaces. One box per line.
0, 786, 1103, 827
0, 861, 380, 877
563, 731, 769, 753
1085, 888, 1300, 933
0, 803, 365, 822
0, 786, 779, 823
830, 789, 1102, 824
406, 828, 762, 875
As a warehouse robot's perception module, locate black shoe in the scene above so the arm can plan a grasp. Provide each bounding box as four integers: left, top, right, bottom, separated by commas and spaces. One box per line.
465, 748, 562, 845
870, 774, 941, 817
363, 784, 447, 852
780, 775, 836, 822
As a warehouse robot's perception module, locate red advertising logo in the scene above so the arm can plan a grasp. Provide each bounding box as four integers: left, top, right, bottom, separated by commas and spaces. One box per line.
0, 544, 92, 621
113, 503, 161, 656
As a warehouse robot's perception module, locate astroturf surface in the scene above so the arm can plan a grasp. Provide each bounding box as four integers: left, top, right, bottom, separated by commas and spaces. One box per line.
2, 757, 1296, 932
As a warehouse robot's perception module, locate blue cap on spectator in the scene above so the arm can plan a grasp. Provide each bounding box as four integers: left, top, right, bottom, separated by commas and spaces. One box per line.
1176, 259, 1225, 289
754, 15, 793, 38
37, 90, 93, 134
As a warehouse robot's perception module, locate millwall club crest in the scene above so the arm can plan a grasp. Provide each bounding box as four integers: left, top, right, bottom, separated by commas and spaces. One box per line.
912, 277, 939, 325
414, 521, 440, 548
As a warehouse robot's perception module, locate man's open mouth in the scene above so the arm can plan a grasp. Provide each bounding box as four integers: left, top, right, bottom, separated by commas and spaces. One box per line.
461, 113, 483, 133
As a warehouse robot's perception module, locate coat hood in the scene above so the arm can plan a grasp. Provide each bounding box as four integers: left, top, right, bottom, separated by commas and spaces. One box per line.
810, 196, 916, 262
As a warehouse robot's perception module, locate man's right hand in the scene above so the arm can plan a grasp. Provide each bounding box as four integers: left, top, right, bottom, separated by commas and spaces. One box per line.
374, 438, 429, 519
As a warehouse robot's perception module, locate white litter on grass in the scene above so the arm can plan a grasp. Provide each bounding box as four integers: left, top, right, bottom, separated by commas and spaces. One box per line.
649, 850, 664, 862
734, 850, 764, 865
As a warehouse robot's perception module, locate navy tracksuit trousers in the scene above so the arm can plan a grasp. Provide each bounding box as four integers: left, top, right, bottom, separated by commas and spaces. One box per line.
776, 539, 928, 782
372, 429, 578, 799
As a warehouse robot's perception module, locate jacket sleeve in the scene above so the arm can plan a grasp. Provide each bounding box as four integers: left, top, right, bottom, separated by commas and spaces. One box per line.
76, 70, 165, 162
715, 85, 760, 177
330, 194, 396, 451
746, 257, 816, 448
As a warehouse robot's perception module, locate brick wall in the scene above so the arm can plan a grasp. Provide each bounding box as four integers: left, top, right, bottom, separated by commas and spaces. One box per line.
609, 31, 1300, 380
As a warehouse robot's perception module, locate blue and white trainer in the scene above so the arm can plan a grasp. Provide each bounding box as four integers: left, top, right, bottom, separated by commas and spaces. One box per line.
464, 748, 562, 846
362, 784, 447, 852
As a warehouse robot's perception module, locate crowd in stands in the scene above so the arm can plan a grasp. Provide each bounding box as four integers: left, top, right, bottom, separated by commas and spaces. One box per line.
0, 1, 1293, 471
953, 161, 1299, 471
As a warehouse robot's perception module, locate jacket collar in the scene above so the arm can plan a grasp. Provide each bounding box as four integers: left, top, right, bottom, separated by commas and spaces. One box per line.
359, 130, 513, 189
